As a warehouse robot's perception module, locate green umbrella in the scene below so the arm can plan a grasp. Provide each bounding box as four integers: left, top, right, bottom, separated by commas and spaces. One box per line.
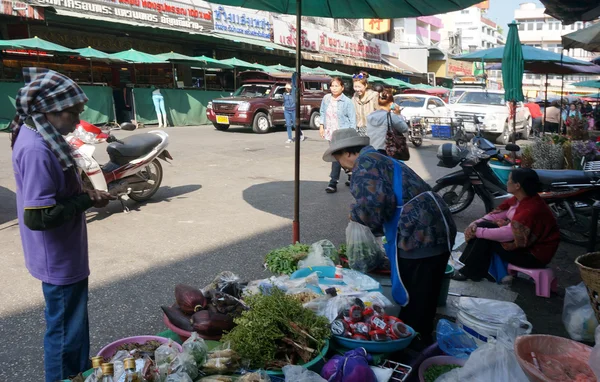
75, 46, 121, 83
572, 80, 600, 89
157, 51, 208, 87
502, 21, 524, 143
455, 44, 594, 66
269, 64, 294, 72
562, 22, 600, 52
369, 75, 387, 84
219, 57, 263, 71
412, 83, 434, 89
384, 77, 414, 88
251, 63, 283, 74
330, 70, 352, 79
109, 49, 166, 64
0, 40, 23, 50
192, 56, 234, 70
9, 36, 79, 54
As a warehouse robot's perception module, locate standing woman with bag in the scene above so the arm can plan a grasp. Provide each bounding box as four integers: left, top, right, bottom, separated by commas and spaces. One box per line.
352, 71, 379, 137
366, 88, 408, 155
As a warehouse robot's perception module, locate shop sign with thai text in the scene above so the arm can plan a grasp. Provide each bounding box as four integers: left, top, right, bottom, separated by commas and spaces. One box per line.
272, 19, 319, 51
212, 5, 271, 40
32, 0, 213, 32
319, 31, 381, 61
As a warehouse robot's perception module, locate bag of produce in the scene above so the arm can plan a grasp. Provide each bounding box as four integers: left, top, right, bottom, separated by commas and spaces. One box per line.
264, 243, 310, 275
282, 365, 326, 382
110, 350, 130, 381
321, 348, 377, 382
436, 319, 477, 359
202, 271, 246, 299
169, 352, 198, 380
238, 370, 271, 382
165, 371, 193, 382
175, 284, 206, 315
345, 222, 386, 273
202, 342, 240, 375
155, 339, 179, 366
298, 240, 339, 269
182, 332, 209, 366
198, 376, 233, 382
563, 282, 599, 342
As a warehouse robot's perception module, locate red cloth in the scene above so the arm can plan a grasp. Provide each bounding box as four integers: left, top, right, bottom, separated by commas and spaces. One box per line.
526, 103, 543, 119
492, 195, 560, 264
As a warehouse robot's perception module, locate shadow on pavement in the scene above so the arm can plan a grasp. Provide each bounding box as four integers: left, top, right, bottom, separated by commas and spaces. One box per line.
0, 186, 17, 225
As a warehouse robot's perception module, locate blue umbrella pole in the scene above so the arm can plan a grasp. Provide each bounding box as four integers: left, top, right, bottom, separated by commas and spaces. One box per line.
293, 0, 302, 243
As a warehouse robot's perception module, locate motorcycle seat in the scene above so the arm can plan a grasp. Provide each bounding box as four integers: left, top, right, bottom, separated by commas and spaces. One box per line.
107, 133, 162, 166
535, 169, 600, 186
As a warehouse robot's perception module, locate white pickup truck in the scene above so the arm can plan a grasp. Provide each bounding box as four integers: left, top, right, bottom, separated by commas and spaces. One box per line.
449, 89, 531, 144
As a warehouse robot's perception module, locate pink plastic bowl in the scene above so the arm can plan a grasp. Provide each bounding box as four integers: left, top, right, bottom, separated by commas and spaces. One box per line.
97, 335, 183, 360
418, 356, 466, 382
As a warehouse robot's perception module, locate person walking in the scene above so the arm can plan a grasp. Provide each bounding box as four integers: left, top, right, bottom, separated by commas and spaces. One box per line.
10, 68, 115, 382
152, 87, 168, 128
352, 71, 378, 137
319, 77, 356, 193
525, 100, 543, 137
366, 87, 408, 155
283, 81, 304, 143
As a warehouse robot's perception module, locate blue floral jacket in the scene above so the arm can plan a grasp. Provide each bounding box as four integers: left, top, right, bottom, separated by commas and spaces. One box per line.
319, 93, 356, 130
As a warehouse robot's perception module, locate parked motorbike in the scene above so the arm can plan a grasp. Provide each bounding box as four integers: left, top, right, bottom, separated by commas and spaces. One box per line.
406, 117, 425, 147
66, 121, 172, 212
433, 118, 600, 246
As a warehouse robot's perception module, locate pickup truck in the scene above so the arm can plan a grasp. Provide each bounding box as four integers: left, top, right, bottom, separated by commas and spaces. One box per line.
207, 71, 330, 134
449, 89, 531, 144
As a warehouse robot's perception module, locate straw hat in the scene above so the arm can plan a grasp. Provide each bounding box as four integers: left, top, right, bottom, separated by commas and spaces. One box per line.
322, 129, 370, 162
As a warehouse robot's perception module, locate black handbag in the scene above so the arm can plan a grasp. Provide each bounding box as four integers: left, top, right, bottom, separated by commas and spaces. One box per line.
385, 112, 410, 161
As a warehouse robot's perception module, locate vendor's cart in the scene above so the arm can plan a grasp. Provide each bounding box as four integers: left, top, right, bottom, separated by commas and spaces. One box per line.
407, 116, 468, 147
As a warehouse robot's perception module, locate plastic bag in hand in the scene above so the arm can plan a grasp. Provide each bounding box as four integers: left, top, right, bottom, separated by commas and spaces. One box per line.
182, 332, 208, 366
321, 348, 377, 382
155, 339, 179, 366
563, 282, 599, 342
165, 371, 193, 382
591, 326, 600, 379
169, 352, 198, 380
345, 221, 386, 273
283, 365, 326, 382
436, 319, 477, 359
298, 242, 335, 269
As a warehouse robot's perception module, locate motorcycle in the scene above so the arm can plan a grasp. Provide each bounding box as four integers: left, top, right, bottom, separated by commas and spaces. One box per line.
406, 117, 425, 148
433, 117, 600, 246
66, 121, 173, 212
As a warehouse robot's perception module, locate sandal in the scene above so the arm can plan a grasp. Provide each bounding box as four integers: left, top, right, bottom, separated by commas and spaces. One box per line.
325, 184, 337, 193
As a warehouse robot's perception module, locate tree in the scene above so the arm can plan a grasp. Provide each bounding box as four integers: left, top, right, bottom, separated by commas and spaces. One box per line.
497, 25, 504, 35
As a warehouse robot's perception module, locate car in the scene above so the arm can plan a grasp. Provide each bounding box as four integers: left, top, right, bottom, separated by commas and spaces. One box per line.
448, 89, 531, 144
207, 71, 329, 134
393, 94, 453, 121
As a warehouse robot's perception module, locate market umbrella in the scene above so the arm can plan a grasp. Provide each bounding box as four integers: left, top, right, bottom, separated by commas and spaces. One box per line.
539, 0, 599, 25
157, 51, 208, 87
502, 21, 524, 143
269, 64, 294, 72
412, 84, 434, 89
219, 58, 265, 89
192, 56, 234, 70
75, 46, 122, 83
210, 0, 486, 243
368, 74, 387, 84
330, 70, 352, 79
455, 45, 595, 66
0, 40, 23, 49
9, 36, 79, 63
109, 48, 166, 64
251, 63, 283, 74
562, 22, 600, 52
572, 80, 600, 109
384, 77, 414, 88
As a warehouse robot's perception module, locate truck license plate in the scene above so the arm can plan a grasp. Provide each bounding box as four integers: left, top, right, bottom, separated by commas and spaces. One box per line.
216, 115, 229, 124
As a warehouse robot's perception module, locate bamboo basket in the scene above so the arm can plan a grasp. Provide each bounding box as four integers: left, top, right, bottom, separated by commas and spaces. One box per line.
575, 252, 600, 323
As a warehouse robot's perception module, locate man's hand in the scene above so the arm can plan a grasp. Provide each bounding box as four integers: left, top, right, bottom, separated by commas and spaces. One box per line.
319, 125, 325, 139
86, 189, 116, 208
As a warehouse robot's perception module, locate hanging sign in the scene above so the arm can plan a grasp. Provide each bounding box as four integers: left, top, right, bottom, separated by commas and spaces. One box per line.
272, 19, 319, 51
212, 5, 271, 40
364, 19, 390, 35
319, 31, 381, 61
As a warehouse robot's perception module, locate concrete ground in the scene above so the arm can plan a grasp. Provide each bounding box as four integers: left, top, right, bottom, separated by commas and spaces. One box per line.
0, 124, 586, 380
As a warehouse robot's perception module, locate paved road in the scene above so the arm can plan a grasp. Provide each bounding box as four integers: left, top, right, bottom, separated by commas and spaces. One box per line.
0, 125, 582, 380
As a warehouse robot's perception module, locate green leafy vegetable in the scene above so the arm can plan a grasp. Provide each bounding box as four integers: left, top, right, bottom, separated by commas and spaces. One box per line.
222, 288, 330, 369
264, 243, 310, 275
424, 364, 461, 382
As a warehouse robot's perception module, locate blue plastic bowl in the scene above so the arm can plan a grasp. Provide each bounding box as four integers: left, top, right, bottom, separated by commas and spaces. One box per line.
332, 326, 416, 353
265, 339, 330, 376
290, 266, 382, 293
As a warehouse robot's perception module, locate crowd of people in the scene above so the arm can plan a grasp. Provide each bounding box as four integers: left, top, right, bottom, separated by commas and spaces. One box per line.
537, 98, 599, 135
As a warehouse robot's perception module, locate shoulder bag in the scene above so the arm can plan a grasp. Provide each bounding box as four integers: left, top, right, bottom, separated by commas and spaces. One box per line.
385, 111, 410, 161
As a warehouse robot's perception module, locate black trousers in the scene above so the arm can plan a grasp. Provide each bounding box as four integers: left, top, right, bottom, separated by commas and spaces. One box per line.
397, 252, 450, 339
544, 121, 559, 134
459, 222, 543, 280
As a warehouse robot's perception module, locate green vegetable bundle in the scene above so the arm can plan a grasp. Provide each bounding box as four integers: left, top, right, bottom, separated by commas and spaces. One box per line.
222, 288, 330, 369
424, 364, 461, 382
264, 243, 310, 275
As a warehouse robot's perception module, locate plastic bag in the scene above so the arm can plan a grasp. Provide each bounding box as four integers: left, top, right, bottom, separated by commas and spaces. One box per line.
321, 348, 377, 382
436, 319, 478, 359
155, 340, 179, 366
169, 352, 198, 380
238, 370, 272, 381
110, 350, 130, 382
591, 326, 600, 379
203, 342, 239, 375
199, 376, 233, 382
182, 332, 209, 366
457, 297, 527, 325
202, 271, 245, 299
563, 282, 599, 342
346, 221, 386, 273
283, 365, 327, 382
298, 242, 336, 269
165, 371, 193, 382
342, 269, 380, 291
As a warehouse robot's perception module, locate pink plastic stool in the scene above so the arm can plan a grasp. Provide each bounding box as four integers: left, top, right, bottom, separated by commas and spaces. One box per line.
507, 264, 558, 298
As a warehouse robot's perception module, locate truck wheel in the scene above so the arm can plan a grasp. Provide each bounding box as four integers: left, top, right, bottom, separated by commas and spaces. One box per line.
252, 112, 270, 134
496, 127, 511, 145
522, 117, 531, 140
212, 123, 229, 131
309, 111, 321, 130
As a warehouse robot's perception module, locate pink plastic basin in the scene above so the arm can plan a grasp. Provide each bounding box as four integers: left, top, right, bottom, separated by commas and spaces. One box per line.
418, 355, 466, 382
97, 335, 183, 360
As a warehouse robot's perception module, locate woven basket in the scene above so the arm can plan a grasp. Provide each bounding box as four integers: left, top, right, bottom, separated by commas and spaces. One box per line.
575, 252, 600, 323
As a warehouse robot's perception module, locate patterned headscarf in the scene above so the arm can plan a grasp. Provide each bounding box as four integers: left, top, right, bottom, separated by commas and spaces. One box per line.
10, 68, 88, 170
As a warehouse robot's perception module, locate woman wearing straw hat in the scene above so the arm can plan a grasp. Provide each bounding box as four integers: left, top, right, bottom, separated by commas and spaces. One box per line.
323, 129, 456, 345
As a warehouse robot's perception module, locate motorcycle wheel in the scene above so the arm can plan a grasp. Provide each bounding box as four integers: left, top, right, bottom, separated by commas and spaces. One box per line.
129, 159, 163, 202
411, 138, 423, 147
432, 182, 475, 214
557, 209, 600, 247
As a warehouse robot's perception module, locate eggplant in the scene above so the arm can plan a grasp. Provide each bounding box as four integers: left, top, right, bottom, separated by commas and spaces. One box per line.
175, 284, 206, 314
161, 305, 194, 332
191, 310, 234, 334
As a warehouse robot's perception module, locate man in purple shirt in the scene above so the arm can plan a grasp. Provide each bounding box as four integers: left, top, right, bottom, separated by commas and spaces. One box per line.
10, 68, 114, 382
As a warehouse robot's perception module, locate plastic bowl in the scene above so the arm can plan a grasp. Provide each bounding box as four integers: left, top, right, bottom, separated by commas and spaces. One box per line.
514, 335, 595, 382
332, 325, 416, 353
418, 356, 466, 382
97, 335, 183, 360
266, 339, 330, 376
162, 313, 223, 342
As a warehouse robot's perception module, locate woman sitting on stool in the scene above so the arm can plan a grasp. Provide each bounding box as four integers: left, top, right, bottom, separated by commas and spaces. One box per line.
454, 168, 560, 281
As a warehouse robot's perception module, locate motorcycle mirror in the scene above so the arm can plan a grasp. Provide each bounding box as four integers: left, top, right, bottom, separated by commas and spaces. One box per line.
505, 143, 521, 152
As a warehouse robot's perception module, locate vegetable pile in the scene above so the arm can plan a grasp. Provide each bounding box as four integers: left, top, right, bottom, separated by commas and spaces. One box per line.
264, 243, 310, 275
424, 364, 462, 382
222, 287, 330, 369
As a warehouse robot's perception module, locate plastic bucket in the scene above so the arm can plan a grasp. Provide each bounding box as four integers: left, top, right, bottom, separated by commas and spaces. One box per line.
456, 310, 532, 346
438, 264, 454, 307
488, 161, 514, 185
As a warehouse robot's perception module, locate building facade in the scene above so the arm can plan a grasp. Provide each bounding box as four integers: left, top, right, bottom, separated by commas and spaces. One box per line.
439, 6, 500, 53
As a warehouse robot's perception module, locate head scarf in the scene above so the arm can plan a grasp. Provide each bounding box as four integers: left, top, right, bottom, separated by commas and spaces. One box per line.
10, 67, 88, 170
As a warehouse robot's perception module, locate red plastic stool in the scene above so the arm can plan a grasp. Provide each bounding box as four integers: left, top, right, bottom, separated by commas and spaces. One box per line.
507, 264, 558, 298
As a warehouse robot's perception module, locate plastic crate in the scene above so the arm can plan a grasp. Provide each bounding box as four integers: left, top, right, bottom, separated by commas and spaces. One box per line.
432, 124, 452, 138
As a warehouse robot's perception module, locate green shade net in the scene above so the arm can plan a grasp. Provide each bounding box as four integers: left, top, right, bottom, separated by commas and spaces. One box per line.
133, 88, 229, 126
502, 22, 524, 103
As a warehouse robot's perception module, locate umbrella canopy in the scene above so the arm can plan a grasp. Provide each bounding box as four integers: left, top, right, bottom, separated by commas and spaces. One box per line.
330, 70, 352, 79
74, 46, 119, 61
384, 77, 414, 88
485, 61, 600, 75
156, 51, 208, 65
219, 58, 264, 71
192, 55, 233, 69
9, 36, 79, 54
207, 0, 482, 18
251, 63, 283, 74
455, 45, 595, 66
269, 64, 294, 72
412, 83, 434, 89
572, 80, 600, 89
539, 0, 599, 24
109, 49, 166, 64
0, 40, 23, 50
368, 74, 387, 84
562, 22, 600, 52
502, 22, 524, 103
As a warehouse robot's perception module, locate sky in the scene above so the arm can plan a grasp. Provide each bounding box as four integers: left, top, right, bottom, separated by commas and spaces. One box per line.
487, 0, 542, 34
